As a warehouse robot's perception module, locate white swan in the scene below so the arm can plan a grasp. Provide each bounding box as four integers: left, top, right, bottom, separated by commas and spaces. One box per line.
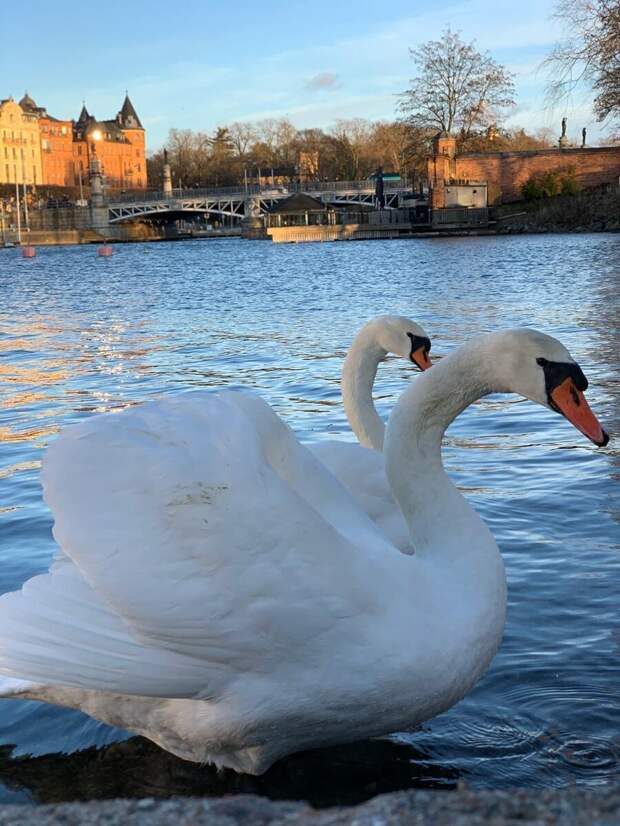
310, 315, 431, 550
0, 329, 608, 775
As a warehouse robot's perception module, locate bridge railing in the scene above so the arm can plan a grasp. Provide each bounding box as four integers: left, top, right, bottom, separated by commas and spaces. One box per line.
112, 178, 411, 205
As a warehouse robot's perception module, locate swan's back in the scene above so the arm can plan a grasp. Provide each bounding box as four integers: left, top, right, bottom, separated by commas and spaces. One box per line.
0, 390, 393, 698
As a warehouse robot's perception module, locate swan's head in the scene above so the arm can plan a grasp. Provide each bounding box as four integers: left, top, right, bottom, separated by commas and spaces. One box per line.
488, 329, 609, 447
371, 315, 432, 371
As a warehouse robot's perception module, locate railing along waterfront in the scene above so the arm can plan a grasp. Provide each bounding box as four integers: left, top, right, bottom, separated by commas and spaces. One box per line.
112, 178, 410, 204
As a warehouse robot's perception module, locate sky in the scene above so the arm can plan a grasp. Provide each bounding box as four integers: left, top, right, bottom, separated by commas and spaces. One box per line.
0, 0, 606, 151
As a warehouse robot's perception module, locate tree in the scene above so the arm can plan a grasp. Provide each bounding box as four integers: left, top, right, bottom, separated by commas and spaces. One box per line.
458, 125, 556, 152
399, 29, 515, 141
546, 0, 620, 122
228, 122, 257, 158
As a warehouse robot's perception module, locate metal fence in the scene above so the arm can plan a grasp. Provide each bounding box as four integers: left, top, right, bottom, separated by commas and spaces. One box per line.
112, 178, 411, 204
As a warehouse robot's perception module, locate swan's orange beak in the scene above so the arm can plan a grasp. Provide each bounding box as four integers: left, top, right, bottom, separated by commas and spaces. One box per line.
410, 346, 432, 371
550, 378, 609, 447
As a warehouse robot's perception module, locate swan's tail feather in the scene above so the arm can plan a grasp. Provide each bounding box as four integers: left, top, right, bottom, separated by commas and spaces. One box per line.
0, 566, 216, 698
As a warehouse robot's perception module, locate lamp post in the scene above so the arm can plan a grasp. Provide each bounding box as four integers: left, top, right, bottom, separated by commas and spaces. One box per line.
14, 178, 22, 245
89, 128, 104, 207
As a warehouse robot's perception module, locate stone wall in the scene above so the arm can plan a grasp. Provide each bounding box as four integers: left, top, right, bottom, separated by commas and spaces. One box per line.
428, 133, 620, 206
454, 146, 620, 204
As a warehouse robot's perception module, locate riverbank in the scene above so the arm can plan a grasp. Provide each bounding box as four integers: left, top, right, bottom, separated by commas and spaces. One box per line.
494, 187, 620, 234
1, 786, 618, 825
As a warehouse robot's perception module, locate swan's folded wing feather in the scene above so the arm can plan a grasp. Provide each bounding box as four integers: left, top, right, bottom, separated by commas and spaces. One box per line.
2, 391, 390, 696
0, 561, 227, 696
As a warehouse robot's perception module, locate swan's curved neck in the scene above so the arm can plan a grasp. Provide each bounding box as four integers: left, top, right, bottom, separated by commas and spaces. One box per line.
385, 340, 495, 554
342, 330, 388, 450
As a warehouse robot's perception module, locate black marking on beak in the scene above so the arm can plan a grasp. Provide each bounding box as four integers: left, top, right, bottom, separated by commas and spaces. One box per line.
536, 357, 588, 413
407, 333, 431, 367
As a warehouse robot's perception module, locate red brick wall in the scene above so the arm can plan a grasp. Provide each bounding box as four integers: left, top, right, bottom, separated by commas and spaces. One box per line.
73, 132, 147, 191
453, 147, 620, 204
39, 117, 75, 187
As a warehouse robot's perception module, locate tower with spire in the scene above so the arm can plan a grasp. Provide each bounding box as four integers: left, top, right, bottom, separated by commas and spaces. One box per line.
71, 93, 147, 190
117, 93, 143, 130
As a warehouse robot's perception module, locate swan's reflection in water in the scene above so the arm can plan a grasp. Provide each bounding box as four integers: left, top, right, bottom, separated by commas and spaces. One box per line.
0, 736, 458, 807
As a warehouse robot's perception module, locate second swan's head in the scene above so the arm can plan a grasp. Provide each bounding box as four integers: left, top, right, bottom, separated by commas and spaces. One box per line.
362, 315, 432, 371
486, 328, 609, 447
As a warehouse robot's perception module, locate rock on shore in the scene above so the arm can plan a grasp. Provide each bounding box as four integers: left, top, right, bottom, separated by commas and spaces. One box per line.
0, 787, 619, 826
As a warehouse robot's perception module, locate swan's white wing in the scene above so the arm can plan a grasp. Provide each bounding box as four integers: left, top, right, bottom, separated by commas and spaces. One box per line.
309, 441, 412, 553
0, 391, 394, 698
0, 562, 218, 696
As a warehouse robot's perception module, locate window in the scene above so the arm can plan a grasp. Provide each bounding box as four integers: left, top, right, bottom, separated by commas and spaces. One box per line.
61, 125, 67, 135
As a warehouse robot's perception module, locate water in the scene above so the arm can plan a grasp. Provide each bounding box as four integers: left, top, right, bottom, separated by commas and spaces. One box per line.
0, 236, 618, 806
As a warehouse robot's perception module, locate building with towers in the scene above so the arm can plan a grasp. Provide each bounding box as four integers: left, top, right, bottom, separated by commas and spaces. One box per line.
73, 95, 147, 190
0, 92, 147, 191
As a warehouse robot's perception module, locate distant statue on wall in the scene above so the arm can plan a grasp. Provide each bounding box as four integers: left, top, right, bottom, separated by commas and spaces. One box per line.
561, 117, 567, 138
163, 147, 169, 165
582, 127, 587, 148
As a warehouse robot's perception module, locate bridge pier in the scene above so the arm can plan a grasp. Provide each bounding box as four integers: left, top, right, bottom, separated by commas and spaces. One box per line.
89, 153, 112, 236
242, 196, 267, 239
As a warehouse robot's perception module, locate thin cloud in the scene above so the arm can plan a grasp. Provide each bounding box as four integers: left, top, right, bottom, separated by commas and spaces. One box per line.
305, 72, 340, 91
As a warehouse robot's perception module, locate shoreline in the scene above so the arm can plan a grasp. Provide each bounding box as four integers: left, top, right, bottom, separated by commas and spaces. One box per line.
0, 786, 618, 825
1, 224, 618, 248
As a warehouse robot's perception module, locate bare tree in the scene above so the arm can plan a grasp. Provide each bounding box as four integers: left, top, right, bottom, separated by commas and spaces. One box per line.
399, 29, 515, 140
331, 119, 376, 178
228, 122, 257, 158
546, 0, 620, 121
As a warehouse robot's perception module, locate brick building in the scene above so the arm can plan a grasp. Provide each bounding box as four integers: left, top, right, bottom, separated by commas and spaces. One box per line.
2, 92, 147, 191
73, 96, 147, 191
19, 95, 75, 188
428, 132, 620, 208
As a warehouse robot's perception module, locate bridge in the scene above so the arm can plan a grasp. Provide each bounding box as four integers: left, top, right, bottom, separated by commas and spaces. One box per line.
105, 180, 411, 224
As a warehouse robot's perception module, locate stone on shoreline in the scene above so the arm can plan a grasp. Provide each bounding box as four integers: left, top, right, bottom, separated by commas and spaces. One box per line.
0, 786, 618, 826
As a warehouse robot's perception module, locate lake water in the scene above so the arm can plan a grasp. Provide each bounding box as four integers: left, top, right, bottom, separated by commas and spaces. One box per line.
0, 236, 618, 806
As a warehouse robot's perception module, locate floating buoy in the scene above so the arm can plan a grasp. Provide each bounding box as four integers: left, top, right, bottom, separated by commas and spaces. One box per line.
22, 246, 36, 258
98, 245, 113, 257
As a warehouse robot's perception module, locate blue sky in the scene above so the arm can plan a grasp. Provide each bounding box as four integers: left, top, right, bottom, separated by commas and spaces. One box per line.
1, 0, 605, 151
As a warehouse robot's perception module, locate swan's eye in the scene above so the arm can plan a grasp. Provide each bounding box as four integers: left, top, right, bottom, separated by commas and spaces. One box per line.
407, 333, 431, 353
537, 358, 589, 397
407, 333, 432, 371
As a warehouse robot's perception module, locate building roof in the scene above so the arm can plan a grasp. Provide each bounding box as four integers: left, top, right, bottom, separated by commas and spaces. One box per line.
268, 193, 329, 213
18, 92, 48, 118
118, 94, 143, 129
73, 116, 130, 144
19, 93, 37, 111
